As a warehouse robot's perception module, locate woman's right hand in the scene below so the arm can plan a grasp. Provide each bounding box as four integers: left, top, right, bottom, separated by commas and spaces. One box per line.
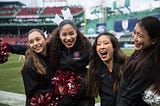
58, 85, 66, 95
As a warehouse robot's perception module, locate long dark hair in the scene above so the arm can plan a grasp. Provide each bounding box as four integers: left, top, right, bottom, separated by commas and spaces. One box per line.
87, 32, 127, 97
124, 16, 160, 94
23, 29, 47, 75
49, 20, 91, 68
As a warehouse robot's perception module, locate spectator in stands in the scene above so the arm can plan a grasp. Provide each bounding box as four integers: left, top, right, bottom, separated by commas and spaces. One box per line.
116, 16, 160, 106
49, 20, 95, 106
86, 32, 127, 106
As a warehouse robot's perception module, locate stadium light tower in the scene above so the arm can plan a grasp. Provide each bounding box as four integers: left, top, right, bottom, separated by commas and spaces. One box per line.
101, 0, 107, 22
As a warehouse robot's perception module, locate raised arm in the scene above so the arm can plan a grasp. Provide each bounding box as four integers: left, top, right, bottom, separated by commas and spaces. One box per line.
8, 44, 28, 55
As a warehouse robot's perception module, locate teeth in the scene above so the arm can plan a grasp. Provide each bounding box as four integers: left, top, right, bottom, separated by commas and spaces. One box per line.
100, 52, 107, 55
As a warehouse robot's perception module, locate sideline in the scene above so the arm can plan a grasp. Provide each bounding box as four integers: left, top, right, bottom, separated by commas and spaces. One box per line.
0, 90, 100, 106
0, 91, 25, 106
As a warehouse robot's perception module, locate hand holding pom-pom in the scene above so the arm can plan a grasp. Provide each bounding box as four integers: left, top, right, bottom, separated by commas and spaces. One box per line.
0, 38, 9, 64
64, 71, 82, 96
52, 70, 82, 96
52, 70, 66, 96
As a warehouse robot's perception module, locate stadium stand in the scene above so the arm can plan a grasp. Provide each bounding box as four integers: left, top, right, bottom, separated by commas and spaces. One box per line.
0, 7, 17, 16
0, 1, 84, 44
17, 7, 39, 15
42, 7, 64, 15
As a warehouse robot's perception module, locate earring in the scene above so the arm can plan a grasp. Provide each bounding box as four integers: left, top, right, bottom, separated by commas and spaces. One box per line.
152, 41, 156, 45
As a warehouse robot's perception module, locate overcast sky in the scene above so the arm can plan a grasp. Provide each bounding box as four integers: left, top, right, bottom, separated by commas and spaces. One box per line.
0, 0, 107, 8
1, 0, 158, 10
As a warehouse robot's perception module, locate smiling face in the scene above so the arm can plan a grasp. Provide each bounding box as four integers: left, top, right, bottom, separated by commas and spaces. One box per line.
132, 23, 153, 51
59, 24, 77, 49
28, 31, 46, 55
96, 35, 114, 63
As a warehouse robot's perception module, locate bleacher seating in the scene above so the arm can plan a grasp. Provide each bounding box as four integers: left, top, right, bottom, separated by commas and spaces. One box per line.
17, 7, 39, 15
42, 7, 83, 15
2, 37, 28, 44
0, 7, 17, 16
42, 7, 63, 15
70, 7, 83, 14
0, 6, 83, 16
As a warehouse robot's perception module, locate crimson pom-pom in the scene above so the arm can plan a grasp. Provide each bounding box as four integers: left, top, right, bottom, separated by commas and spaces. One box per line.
0, 38, 9, 63
29, 92, 53, 106
29, 92, 63, 106
64, 71, 82, 96
52, 70, 66, 95
52, 70, 82, 96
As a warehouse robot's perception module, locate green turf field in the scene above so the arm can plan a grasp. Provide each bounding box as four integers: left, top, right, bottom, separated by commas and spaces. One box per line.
0, 48, 134, 97
0, 54, 25, 94
0, 103, 9, 106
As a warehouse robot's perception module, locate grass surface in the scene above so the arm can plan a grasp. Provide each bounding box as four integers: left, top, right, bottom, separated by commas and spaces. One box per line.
0, 54, 24, 94
0, 103, 9, 106
122, 48, 134, 56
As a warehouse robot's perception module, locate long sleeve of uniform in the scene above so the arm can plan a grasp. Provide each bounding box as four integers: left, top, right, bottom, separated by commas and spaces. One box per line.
21, 60, 54, 106
117, 59, 155, 106
8, 44, 28, 55
22, 66, 40, 98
